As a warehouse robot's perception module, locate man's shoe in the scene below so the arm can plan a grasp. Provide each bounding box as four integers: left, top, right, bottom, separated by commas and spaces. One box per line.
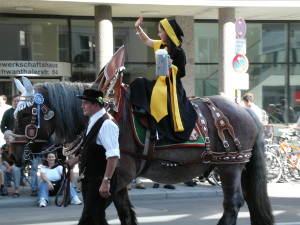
164, 184, 175, 189
133, 108, 147, 118
31, 190, 38, 196
127, 184, 132, 190
2, 187, 8, 196
135, 183, 146, 189
20, 180, 26, 186
38, 198, 47, 207
0, 184, 4, 195
184, 181, 195, 187
152, 183, 159, 188
71, 196, 82, 205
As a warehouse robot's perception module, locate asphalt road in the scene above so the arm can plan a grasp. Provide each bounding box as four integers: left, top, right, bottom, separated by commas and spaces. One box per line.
1, 184, 300, 225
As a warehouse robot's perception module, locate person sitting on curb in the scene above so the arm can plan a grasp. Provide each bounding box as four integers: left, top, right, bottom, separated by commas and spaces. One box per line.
38, 152, 82, 207
0, 169, 6, 196
0, 130, 22, 197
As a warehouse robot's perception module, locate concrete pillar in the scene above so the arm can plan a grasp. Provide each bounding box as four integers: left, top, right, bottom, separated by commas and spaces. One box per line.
174, 16, 195, 97
95, 5, 113, 77
218, 8, 236, 101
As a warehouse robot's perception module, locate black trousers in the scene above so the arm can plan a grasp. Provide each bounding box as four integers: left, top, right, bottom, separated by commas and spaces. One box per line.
78, 174, 117, 225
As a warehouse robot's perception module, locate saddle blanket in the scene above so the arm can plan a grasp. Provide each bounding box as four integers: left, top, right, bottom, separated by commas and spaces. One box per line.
131, 113, 205, 150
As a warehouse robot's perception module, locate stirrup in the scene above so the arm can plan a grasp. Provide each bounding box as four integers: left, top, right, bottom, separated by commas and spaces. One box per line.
149, 130, 163, 141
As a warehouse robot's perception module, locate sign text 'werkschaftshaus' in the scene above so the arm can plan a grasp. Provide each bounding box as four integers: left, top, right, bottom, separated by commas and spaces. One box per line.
0, 61, 71, 76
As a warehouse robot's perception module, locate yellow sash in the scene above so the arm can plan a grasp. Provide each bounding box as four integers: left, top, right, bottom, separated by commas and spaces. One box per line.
150, 41, 184, 132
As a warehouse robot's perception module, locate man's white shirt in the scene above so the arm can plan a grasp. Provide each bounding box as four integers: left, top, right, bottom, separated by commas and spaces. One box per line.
86, 108, 120, 159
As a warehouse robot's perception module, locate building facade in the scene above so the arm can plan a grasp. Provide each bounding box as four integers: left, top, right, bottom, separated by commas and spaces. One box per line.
0, 1, 299, 125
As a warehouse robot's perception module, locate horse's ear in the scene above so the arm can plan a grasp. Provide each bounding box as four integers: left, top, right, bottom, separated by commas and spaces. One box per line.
14, 78, 26, 94
22, 77, 34, 96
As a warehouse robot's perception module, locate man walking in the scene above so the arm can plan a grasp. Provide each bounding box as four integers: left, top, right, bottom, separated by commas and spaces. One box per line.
66, 88, 120, 225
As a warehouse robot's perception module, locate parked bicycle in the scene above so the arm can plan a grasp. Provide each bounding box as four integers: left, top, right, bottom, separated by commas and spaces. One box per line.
264, 140, 283, 183
264, 129, 300, 183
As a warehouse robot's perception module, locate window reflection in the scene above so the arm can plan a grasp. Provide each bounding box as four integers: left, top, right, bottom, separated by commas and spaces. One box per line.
0, 17, 68, 61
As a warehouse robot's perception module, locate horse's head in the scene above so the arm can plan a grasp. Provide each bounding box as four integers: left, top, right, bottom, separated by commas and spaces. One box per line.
10, 77, 56, 166
11, 77, 93, 166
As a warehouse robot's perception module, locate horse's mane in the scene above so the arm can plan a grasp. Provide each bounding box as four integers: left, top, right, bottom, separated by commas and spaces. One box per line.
35, 81, 97, 143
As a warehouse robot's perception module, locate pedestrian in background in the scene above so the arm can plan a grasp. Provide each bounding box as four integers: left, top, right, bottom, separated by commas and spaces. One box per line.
0, 95, 11, 146
0, 130, 22, 197
1, 94, 20, 133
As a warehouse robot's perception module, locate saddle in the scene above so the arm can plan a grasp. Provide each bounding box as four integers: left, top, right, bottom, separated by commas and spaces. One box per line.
127, 97, 252, 177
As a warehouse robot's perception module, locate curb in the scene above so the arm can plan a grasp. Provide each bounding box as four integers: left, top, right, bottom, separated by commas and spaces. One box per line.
0, 183, 223, 208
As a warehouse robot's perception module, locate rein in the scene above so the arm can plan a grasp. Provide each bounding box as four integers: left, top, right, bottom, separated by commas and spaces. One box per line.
55, 163, 71, 207
23, 143, 61, 161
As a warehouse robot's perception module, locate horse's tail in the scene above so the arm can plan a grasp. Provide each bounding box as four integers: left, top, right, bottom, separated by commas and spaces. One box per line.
242, 108, 274, 225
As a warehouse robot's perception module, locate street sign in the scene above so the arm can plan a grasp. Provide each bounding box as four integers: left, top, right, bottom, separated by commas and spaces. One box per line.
235, 17, 247, 38
232, 54, 249, 73
235, 38, 246, 54
233, 73, 249, 90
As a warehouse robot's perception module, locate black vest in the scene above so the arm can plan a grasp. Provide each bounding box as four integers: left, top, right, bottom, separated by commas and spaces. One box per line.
79, 113, 117, 180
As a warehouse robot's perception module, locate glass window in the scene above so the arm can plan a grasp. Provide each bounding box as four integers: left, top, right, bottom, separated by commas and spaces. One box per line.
71, 19, 96, 82
114, 20, 158, 63
247, 23, 287, 63
0, 17, 68, 61
195, 64, 218, 97
244, 64, 286, 110
242, 63, 298, 124
113, 20, 158, 83
290, 24, 300, 63
71, 19, 158, 83
289, 64, 300, 122
194, 22, 219, 97
194, 23, 218, 63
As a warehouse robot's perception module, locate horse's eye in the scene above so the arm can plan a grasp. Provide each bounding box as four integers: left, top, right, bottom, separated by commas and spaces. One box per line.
21, 112, 31, 119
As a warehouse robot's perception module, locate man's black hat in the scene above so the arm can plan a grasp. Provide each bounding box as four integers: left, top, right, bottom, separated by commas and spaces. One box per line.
76, 88, 103, 103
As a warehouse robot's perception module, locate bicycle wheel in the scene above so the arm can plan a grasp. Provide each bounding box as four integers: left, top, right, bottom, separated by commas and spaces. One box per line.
206, 172, 217, 186
288, 167, 300, 180
265, 152, 282, 183
279, 154, 294, 182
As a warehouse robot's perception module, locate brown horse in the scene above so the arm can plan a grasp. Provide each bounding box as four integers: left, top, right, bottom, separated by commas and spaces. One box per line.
10, 76, 274, 225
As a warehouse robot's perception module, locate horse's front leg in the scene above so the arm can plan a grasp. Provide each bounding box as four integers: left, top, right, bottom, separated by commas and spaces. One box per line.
113, 187, 138, 225
217, 164, 245, 225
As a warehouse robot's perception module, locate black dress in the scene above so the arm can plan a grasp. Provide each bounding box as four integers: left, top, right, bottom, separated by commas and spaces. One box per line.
130, 42, 198, 142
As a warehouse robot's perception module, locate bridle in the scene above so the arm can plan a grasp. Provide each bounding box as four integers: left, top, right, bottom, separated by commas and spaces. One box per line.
10, 93, 55, 161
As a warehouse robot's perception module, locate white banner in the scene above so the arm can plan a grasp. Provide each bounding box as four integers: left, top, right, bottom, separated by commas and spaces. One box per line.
235, 38, 246, 55
0, 61, 71, 77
